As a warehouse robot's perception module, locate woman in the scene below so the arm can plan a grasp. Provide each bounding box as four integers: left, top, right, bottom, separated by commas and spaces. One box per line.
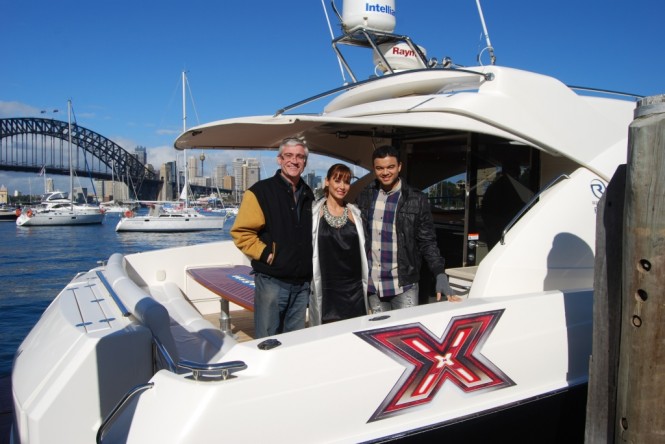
310, 164, 368, 325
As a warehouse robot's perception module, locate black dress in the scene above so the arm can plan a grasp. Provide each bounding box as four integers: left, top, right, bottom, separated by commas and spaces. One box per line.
318, 216, 365, 323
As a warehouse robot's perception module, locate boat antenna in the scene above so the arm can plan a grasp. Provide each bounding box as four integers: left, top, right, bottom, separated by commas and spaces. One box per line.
322, 0, 348, 84
475, 0, 496, 65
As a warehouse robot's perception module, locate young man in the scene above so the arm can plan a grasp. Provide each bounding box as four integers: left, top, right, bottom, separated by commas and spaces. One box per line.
231, 138, 315, 338
356, 145, 459, 312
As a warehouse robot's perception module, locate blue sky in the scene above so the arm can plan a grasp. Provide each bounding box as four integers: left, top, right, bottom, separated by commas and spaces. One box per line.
1, 0, 663, 194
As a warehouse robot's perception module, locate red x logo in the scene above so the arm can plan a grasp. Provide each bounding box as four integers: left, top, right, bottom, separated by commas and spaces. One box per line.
356, 310, 514, 422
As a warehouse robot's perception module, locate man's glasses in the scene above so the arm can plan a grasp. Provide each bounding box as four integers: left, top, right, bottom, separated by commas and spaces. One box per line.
280, 153, 307, 162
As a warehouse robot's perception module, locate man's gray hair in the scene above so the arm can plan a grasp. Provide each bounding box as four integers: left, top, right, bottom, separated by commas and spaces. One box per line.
278, 137, 309, 157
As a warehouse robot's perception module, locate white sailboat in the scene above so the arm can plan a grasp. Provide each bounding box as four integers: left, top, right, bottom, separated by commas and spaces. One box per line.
115, 72, 226, 233
11, 1, 646, 442
16, 100, 105, 227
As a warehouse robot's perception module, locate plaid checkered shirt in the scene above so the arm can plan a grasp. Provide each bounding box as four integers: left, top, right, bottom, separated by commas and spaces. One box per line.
367, 180, 412, 297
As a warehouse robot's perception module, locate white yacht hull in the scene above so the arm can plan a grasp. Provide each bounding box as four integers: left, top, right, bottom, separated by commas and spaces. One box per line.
10, 12, 641, 443
115, 211, 226, 232
15, 208, 104, 226
11, 241, 591, 443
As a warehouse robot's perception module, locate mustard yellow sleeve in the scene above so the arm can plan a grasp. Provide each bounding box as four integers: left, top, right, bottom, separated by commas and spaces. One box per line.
230, 190, 268, 261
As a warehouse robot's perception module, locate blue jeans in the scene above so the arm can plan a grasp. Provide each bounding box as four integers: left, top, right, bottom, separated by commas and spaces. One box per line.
368, 284, 419, 313
254, 272, 310, 338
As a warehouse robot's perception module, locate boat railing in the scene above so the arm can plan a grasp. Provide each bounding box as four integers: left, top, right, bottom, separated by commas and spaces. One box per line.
100, 253, 248, 379
500, 173, 570, 245
274, 66, 492, 116
568, 85, 643, 101
96, 270, 130, 317
152, 334, 247, 380
275, 27, 494, 116
96, 382, 154, 444
332, 29, 430, 83
95, 283, 248, 443
96, 352, 248, 443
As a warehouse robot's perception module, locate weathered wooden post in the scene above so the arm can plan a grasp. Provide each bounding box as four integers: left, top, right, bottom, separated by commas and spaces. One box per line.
585, 163, 625, 443
616, 95, 665, 442
586, 94, 665, 443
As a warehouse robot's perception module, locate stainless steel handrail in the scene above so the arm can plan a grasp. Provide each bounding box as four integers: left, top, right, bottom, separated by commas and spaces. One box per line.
152, 334, 247, 380
96, 340, 248, 442
152, 335, 178, 373
96, 382, 154, 444
500, 174, 570, 245
96, 270, 130, 317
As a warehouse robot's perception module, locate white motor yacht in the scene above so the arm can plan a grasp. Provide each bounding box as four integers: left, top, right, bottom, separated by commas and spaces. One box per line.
11, 1, 643, 442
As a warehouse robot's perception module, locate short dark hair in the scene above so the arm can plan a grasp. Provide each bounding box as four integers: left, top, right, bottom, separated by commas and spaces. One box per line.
326, 163, 352, 182
372, 145, 400, 162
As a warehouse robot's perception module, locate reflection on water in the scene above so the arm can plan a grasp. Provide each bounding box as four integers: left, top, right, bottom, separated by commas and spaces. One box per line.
0, 211, 233, 376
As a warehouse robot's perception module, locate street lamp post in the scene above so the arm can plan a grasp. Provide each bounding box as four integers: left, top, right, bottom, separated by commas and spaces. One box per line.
40, 109, 59, 119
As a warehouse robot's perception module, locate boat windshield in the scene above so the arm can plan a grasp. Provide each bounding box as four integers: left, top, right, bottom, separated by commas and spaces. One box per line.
408, 135, 539, 269
43, 192, 68, 201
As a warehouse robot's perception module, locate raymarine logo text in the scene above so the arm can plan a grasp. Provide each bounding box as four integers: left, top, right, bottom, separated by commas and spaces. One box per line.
392, 46, 415, 58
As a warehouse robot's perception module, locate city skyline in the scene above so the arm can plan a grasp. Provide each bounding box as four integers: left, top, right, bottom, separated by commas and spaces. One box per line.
2, 0, 661, 196
2, 144, 353, 200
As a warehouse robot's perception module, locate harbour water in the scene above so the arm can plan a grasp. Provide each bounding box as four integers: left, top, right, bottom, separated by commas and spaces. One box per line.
0, 210, 233, 378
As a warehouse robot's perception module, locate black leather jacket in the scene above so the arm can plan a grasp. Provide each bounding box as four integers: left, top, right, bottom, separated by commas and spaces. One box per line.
356, 179, 446, 287
231, 170, 314, 283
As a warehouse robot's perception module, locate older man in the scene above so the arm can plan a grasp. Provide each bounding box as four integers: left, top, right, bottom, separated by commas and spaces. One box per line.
231, 138, 315, 338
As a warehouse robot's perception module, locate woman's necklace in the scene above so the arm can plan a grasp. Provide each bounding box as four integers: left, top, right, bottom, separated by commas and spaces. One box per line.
323, 202, 348, 228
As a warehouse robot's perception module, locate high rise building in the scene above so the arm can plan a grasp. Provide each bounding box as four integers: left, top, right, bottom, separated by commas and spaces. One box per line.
0, 185, 7, 205
134, 146, 147, 165
232, 158, 244, 200
93, 179, 131, 202
305, 171, 316, 189
304, 171, 322, 190
158, 161, 176, 201
231, 157, 262, 201
187, 155, 197, 183
214, 164, 228, 187
244, 158, 260, 190
222, 175, 235, 193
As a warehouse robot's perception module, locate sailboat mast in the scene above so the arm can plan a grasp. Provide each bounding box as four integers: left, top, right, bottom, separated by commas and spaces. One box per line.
182, 71, 187, 134
68, 99, 74, 208
182, 71, 189, 208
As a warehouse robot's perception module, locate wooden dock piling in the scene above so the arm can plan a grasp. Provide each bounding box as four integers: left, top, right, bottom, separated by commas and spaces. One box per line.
586, 94, 665, 443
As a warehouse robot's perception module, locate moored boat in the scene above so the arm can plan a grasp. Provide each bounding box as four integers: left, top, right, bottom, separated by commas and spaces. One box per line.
114, 73, 226, 234
11, 1, 642, 442
115, 204, 226, 232
15, 203, 105, 227
0, 206, 20, 222
100, 200, 139, 216
15, 102, 105, 227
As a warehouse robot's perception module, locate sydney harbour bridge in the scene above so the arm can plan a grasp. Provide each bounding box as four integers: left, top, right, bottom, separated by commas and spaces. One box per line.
0, 117, 163, 200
